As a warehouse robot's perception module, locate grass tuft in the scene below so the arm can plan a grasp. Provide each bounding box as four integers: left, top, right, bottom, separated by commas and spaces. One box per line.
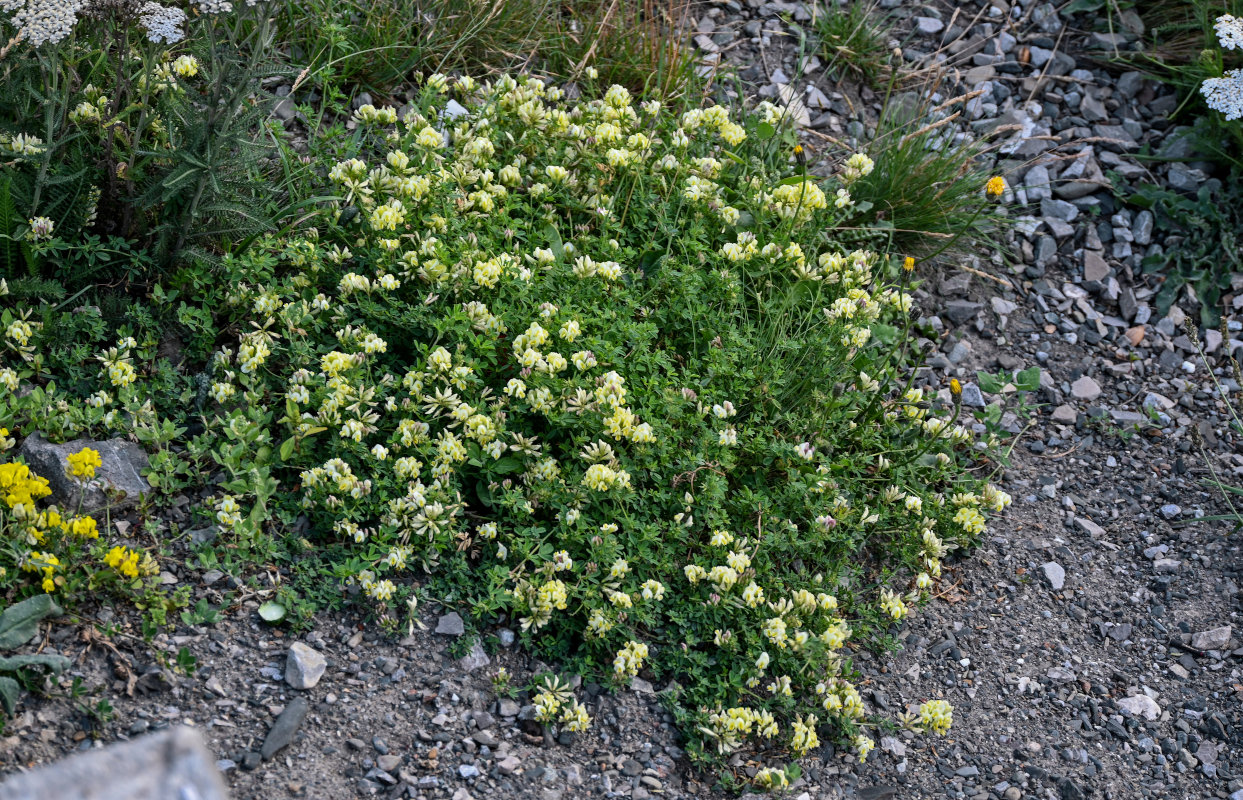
813, 0, 892, 88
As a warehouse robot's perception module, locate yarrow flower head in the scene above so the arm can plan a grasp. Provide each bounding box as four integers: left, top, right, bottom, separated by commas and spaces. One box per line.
138, 2, 187, 44
1202, 70, 1243, 121
1215, 14, 1243, 50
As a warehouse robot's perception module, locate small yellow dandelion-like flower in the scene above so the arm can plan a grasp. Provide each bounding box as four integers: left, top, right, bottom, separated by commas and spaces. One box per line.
903, 256, 915, 272
950, 378, 962, 397
985, 176, 1006, 198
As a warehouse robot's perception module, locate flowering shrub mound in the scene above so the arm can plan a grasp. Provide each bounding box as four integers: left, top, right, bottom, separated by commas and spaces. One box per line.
2, 75, 1009, 785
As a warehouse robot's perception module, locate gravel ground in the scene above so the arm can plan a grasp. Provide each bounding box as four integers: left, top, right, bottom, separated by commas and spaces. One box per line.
4, 2, 1243, 799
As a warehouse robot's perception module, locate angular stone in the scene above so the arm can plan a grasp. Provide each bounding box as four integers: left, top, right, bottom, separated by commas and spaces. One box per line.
1040, 562, 1066, 591
991, 297, 1018, 316
472, 730, 499, 748
960, 383, 986, 408
435, 612, 465, 636
1075, 517, 1106, 537
1191, 626, 1232, 651
457, 641, 491, 673
1051, 404, 1077, 423
944, 300, 983, 325
1024, 164, 1052, 202
1117, 694, 1161, 721
261, 697, 309, 760
776, 83, 811, 127
1133, 210, 1154, 245
858, 789, 897, 800
1083, 251, 1110, 282
285, 642, 327, 690
915, 16, 944, 35
17, 432, 151, 514
1071, 375, 1102, 401
1093, 124, 1139, 151
1041, 197, 1079, 223
1046, 666, 1077, 682
0, 727, 229, 800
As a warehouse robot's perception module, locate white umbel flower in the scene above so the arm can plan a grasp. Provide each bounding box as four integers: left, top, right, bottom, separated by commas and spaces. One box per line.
1215, 14, 1243, 50
1202, 70, 1243, 121
8, 0, 85, 46
138, 2, 186, 43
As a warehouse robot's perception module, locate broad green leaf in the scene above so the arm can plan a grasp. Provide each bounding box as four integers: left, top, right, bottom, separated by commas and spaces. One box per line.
543, 223, 564, 261
1015, 366, 1042, 392
258, 602, 286, 623
870, 323, 899, 346
0, 595, 63, 650
0, 676, 18, 715
756, 122, 776, 140
0, 653, 70, 674
491, 457, 522, 475
976, 371, 1003, 395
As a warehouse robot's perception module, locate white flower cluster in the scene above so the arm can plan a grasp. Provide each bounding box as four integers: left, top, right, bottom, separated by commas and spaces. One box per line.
3, 0, 85, 46
137, 1, 186, 43
1203, 15, 1243, 120
1202, 71, 1243, 121
1215, 14, 1243, 50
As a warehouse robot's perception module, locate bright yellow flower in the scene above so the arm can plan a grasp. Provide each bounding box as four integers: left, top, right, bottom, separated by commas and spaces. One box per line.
66, 447, 102, 480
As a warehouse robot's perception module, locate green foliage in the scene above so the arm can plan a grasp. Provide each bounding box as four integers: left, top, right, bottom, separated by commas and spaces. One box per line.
1119, 166, 1243, 326
180, 598, 223, 626
0, 1, 286, 286
1107, 0, 1243, 166
275, 0, 698, 98
0, 595, 71, 715
0, 594, 61, 649
813, 0, 892, 88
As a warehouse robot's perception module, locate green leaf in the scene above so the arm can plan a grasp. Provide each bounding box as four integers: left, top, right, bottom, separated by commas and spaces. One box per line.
0, 595, 63, 650
976, 371, 1003, 395
0, 676, 18, 715
543, 223, 564, 262
1063, 0, 1104, 12
756, 122, 776, 141
258, 601, 286, 623
491, 457, 522, 475
279, 436, 296, 461
869, 323, 898, 346
0, 653, 71, 674
1015, 366, 1042, 392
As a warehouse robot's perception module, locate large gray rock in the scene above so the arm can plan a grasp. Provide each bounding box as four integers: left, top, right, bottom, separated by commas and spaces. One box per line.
1191, 626, 1232, 651
1117, 694, 1161, 721
0, 726, 229, 800
17, 433, 150, 514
